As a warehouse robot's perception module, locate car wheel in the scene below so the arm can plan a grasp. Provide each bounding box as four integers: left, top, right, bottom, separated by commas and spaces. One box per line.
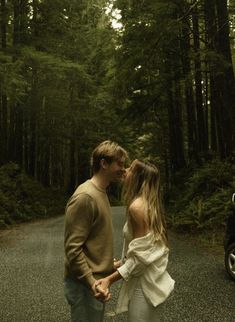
225, 242, 235, 281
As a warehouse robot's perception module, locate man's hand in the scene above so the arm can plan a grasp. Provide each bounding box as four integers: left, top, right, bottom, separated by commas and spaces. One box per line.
91, 280, 111, 303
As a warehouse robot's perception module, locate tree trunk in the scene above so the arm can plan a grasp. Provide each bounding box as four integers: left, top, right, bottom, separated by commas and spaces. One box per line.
1, 0, 6, 48
192, 5, 207, 157
0, 0, 8, 164
68, 85, 77, 193
205, 0, 235, 158
13, 0, 20, 45
0, 92, 8, 165
167, 77, 186, 174
28, 69, 37, 176
180, 20, 198, 161
10, 0, 28, 165
14, 102, 23, 166
215, 0, 235, 157
204, 0, 218, 153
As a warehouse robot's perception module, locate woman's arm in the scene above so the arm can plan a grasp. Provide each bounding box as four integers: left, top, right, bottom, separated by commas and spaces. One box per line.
95, 198, 149, 293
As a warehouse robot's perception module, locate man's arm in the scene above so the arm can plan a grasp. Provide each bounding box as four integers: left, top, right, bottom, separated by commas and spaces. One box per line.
64, 193, 96, 287
65, 193, 111, 301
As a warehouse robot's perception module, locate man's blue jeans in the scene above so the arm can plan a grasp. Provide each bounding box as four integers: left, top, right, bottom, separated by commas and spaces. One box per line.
64, 276, 105, 322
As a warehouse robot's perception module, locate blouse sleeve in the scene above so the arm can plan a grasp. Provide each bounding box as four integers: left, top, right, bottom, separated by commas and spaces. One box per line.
117, 235, 168, 281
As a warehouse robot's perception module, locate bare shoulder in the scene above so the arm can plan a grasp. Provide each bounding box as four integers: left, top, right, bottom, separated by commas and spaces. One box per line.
128, 198, 148, 237
129, 198, 146, 222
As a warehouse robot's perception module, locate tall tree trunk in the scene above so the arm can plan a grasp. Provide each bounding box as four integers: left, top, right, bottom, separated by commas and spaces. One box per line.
192, 5, 207, 157
41, 143, 51, 186
27, 0, 40, 177
204, 67, 209, 155
180, 20, 198, 161
13, 0, 20, 45
69, 133, 76, 193
28, 69, 37, 176
173, 79, 186, 170
40, 97, 51, 186
215, 0, 235, 157
15, 102, 23, 165
68, 86, 77, 193
0, 0, 8, 164
204, 0, 218, 153
8, 100, 16, 161
205, 0, 235, 158
167, 77, 186, 174
23, 105, 29, 170
0, 93, 8, 165
10, 0, 28, 165
1, 0, 6, 48
13, 0, 28, 45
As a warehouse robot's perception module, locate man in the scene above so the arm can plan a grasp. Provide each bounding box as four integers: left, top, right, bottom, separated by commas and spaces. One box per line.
64, 140, 128, 322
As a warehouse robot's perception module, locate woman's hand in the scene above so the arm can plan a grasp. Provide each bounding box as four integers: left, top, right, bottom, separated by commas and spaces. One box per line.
113, 258, 122, 270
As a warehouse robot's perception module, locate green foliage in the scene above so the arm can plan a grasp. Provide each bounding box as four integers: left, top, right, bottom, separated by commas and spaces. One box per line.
166, 160, 235, 232
0, 163, 66, 228
0, 52, 28, 101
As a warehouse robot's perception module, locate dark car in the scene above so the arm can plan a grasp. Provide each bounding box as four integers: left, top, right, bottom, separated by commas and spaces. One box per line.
224, 193, 235, 281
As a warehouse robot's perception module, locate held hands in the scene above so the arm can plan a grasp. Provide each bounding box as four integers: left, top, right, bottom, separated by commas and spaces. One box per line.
92, 278, 111, 303
92, 257, 122, 303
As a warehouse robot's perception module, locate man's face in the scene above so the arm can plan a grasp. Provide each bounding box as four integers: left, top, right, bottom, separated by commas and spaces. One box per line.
106, 157, 126, 183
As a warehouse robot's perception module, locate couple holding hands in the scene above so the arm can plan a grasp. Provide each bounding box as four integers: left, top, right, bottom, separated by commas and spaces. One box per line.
64, 140, 175, 322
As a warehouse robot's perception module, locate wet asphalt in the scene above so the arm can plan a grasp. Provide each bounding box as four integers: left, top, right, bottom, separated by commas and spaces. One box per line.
0, 206, 234, 322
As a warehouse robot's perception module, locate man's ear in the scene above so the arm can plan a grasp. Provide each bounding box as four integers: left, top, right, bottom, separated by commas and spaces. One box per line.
100, 158, 109, 170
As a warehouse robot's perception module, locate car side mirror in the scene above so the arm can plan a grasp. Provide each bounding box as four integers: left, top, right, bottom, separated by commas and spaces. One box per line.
232, 193, 235, 203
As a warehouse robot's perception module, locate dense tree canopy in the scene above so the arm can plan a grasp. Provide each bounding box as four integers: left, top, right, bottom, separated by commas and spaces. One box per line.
114, 0, 235, 176
0, 0, 234, 198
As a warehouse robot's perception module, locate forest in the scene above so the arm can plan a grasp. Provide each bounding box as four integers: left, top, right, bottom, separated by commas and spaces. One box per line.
0, 0, 235, 233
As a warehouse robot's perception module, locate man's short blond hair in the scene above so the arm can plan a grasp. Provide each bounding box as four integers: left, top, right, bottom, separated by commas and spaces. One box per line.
91, 140, 128, 173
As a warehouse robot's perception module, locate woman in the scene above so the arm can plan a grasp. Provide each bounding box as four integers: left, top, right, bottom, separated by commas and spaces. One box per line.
95, 159, 175, 321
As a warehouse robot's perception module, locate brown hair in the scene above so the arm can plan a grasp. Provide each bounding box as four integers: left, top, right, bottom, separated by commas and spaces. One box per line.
123, 159, 168, 246
91, 140, 128, 173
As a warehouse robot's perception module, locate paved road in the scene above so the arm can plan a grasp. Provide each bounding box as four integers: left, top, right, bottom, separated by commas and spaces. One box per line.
0, 206, 234, 322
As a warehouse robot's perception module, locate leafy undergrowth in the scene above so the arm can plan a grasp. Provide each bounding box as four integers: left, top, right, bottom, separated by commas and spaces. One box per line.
166, 159, 235, 235
0, 162, 67, 229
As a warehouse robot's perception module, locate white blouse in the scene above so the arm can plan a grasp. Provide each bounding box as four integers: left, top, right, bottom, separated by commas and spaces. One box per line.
116, 222, 175, 314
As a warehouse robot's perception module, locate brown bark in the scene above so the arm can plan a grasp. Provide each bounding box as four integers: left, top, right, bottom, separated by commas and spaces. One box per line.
192, 5, 208, 156
180, 19, 198, 161
204, 0, 218, 152
0, 0, 7, 164
215, 0, 235, 157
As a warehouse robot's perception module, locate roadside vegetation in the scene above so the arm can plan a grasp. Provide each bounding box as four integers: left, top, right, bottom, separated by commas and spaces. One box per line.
167, 159, 235, 231
0, 163, 66, 229
166, 159, 235, 252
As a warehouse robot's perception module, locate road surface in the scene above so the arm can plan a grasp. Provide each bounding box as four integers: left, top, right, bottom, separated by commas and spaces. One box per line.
0, 207, 234, 321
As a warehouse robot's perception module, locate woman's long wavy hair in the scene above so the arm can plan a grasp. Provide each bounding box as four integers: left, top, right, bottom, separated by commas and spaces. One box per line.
123, 159, 168, 246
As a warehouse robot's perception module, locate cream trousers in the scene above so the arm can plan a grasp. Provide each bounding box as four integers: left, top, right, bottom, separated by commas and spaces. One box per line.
128, 283, 169, 322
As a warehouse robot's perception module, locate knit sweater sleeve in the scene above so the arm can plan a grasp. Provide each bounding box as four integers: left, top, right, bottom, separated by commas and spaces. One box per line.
64, 193, 96, 287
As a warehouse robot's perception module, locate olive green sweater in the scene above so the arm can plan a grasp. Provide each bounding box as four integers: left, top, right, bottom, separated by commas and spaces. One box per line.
64, 180, 114, 288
